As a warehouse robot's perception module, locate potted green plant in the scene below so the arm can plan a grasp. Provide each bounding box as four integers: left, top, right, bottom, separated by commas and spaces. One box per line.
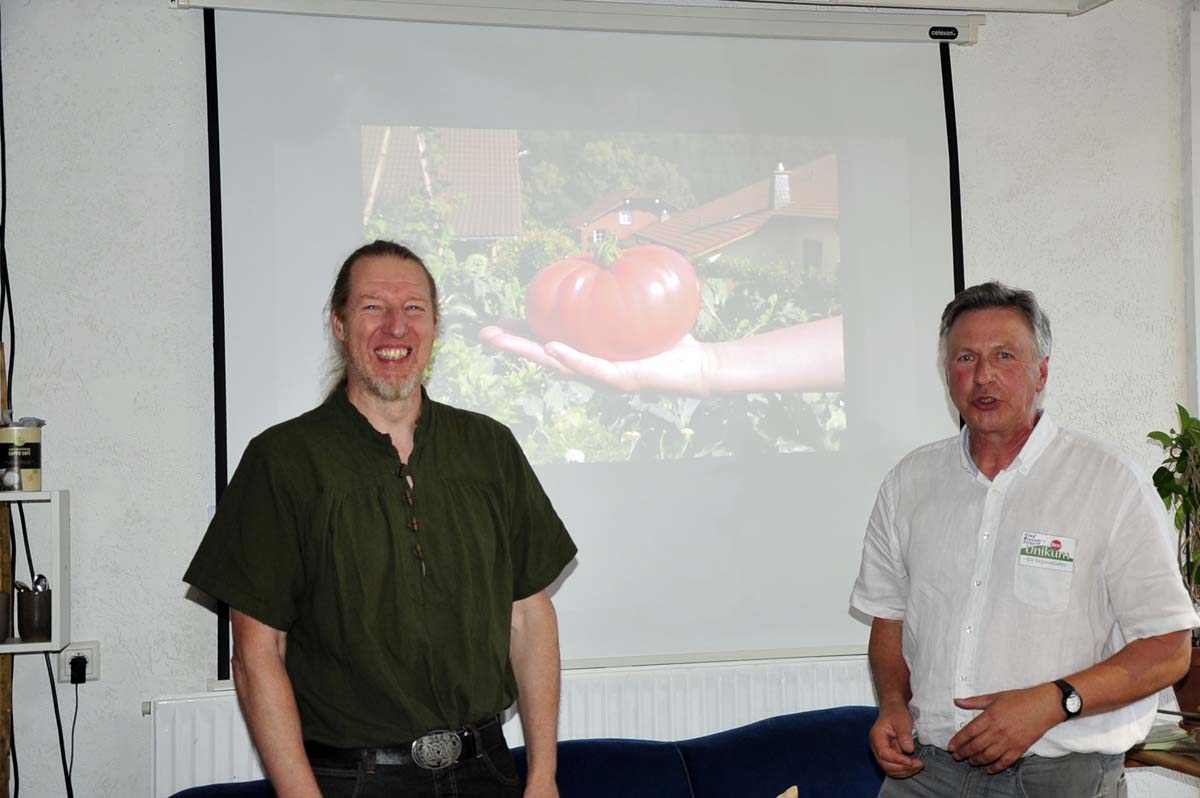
1149, 404, 1200, 715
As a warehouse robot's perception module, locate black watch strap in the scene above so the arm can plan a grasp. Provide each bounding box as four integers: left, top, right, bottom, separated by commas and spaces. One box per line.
1054, 678, 1082, 719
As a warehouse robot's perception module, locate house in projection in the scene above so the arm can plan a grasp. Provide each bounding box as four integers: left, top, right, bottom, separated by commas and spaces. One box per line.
623, 155, 839, 275
360, 126, 523, 256
566, 191, 679, 251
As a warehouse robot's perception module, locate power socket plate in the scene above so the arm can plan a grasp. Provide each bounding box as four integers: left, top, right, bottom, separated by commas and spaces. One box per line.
58, 640, 100, 683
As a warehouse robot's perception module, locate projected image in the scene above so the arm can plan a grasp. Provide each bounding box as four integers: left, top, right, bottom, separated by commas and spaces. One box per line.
361, 126, 844, 463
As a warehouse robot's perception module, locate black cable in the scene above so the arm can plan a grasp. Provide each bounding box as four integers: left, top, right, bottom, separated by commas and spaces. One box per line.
10, 712, 17, 798
0, 4, 21, 796
0, 0, 11, 402
14, 504, 73, 797
42, 654, 71, 798
68, 683, 78, 777
2, 253, 14, 405
0, 263, 8, 390
14, 504, 72, 796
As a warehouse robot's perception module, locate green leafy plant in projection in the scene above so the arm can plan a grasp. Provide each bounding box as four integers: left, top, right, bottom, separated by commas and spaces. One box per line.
364, 131, 845, 463
1149, 405, 1200, 613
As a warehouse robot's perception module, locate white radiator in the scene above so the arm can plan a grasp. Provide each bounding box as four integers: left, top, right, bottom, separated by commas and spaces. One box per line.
146, 691, 266, 798
146, 655, 873, 798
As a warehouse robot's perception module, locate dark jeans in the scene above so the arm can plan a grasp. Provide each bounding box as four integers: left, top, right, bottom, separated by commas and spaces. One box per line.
879, 744, 1126, 798
311, 733, 523, 798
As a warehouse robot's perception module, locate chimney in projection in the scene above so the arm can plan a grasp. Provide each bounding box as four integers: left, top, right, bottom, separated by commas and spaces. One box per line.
771, 162, 791, 210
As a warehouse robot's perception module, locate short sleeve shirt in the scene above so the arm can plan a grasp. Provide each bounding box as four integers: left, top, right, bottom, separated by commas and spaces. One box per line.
850, 414, 1199, 756
184, 388, 578, 746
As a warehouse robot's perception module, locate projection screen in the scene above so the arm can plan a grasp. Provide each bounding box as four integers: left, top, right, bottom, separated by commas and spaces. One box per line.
211, 8, 960, 664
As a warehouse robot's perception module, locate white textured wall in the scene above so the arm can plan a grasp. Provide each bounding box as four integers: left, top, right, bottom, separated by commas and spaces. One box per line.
2, 2, 214, 797
2, 0, 1198, 796
953, 0, 1191, 464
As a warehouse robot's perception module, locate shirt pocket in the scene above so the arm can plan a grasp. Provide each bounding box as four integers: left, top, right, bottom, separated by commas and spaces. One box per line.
1012, 554, 1074, 612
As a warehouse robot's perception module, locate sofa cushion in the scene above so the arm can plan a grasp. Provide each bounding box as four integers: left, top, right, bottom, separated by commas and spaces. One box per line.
169, 779, 274, 798
675, 706, 884, 798
514, 737, 693, 798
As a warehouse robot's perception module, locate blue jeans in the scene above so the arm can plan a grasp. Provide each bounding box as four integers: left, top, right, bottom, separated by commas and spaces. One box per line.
311, 733, 523, 798
878, 744, 1126, 798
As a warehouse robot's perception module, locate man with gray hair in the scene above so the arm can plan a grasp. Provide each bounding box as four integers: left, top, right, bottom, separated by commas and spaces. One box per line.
850, 281, 1197, 797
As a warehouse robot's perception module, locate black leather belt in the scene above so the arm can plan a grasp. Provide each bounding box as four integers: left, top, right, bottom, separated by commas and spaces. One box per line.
305, 715, 503, 772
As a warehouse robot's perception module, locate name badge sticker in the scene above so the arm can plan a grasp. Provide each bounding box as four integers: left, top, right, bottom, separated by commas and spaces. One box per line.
1019, 532, 1076, 573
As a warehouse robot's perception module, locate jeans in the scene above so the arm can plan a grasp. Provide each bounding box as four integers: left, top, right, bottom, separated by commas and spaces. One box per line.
311, 733, 523, 798
878, 744, 1126, 798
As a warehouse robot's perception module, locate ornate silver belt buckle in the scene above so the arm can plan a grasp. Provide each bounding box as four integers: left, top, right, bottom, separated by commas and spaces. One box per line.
411, 730, 463, 770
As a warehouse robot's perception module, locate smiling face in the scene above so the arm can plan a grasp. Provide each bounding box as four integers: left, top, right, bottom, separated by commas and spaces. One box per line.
945, 307, 1048, 446
332, 254, 437, 405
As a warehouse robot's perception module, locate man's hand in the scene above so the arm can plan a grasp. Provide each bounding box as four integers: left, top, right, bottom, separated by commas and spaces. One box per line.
868, 704, 924, 778
522, 770, 559, 798
947, 684, 1062, 773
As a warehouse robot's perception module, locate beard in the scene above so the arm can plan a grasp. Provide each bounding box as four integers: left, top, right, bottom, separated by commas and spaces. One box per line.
347, 355, 421, 402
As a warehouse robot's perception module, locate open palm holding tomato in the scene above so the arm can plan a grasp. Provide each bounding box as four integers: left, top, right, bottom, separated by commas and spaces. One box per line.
485, 240, 846, 396
481, 316, 846, 397
480, 324, 721, 396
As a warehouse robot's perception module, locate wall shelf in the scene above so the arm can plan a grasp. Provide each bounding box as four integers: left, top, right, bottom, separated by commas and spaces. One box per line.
0, 490, 70, 653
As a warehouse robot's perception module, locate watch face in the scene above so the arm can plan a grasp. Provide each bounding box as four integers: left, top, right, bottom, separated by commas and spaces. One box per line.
1065, 692, 1082, 714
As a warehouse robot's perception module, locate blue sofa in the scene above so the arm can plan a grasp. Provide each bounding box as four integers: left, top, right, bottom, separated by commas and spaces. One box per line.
171, 706, 884, 798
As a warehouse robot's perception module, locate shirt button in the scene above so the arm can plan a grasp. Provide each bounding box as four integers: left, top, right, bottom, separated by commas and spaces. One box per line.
959, 674, 967, 681
966, 626, 973, 634
983, 533, 990, 539
974, 579, 983, 587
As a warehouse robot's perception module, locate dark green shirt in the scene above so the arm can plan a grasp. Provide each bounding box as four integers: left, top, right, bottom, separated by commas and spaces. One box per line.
184, 388, 577, 746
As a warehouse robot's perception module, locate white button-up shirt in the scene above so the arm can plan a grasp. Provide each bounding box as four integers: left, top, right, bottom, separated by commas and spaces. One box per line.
850, 414, 1199, 756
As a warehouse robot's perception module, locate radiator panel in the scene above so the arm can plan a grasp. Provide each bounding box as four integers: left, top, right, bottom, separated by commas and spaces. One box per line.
148, 656, 872, 797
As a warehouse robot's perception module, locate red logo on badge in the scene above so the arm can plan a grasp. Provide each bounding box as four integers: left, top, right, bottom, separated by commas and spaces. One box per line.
1051, 539, 1062, 551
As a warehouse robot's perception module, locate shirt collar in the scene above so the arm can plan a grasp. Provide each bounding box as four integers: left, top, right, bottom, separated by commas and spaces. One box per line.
327, 384, 391, 453
326, 383, 438, 460
412, 386, 437, 457
959, 411, 1058, 478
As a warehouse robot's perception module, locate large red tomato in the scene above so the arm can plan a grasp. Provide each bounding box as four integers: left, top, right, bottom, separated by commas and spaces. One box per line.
525, 244, 701, 361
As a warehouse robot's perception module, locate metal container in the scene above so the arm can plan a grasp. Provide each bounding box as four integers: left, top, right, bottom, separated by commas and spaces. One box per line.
0, 426, 40, 491
17, 588, 50, 642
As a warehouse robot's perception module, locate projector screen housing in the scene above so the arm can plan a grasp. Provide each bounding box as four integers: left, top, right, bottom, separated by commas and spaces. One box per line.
741, 0, 1113, 15
173, 0, 985, 44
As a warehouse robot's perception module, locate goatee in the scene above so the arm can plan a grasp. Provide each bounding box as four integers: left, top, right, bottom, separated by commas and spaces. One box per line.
350, 361, 421, 402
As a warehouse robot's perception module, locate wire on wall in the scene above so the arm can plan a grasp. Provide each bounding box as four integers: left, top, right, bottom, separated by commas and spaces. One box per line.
0, 3, 74, 796
0, 3, 16, 794
0, 0, 13, 401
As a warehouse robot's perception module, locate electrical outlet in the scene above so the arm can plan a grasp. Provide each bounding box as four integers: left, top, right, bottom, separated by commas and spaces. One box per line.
58, 640, 100, 683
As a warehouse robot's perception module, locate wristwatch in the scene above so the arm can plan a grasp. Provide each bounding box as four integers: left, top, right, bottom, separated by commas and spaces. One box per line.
1053, 679, 1083, 720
